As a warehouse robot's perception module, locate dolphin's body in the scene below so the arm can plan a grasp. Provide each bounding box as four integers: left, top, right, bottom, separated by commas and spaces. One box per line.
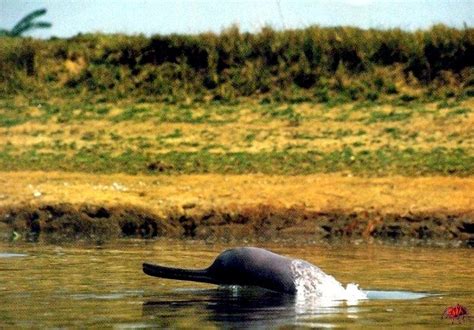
143, 247, 297, 293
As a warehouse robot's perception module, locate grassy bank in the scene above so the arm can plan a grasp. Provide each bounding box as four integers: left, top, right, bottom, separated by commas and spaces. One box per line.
1, 25, 473, 101
0, 148, 472, 176
1, 26, 473, 246
1, 26, 472, 176
0, 96, 473, 176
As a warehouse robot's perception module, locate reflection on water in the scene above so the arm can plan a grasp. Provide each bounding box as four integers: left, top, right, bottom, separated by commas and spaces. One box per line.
1, 240, 473, 328
144, 287, 297, 328
142, 286, 434, 328
144, 288, 349, 328
0, 252, 27, 258
365, 290, 432, 300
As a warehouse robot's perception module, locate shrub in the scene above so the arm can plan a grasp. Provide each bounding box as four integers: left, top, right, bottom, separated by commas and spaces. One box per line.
0, 25, 472, 100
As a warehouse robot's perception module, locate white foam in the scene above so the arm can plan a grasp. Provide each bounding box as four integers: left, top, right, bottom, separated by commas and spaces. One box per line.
291, 260, 367, 303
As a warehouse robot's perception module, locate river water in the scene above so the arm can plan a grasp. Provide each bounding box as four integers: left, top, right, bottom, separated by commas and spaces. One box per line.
0, 240, 472, 328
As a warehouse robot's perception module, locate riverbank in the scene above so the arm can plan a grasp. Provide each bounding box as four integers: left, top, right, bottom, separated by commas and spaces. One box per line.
1, 171, 472, 246
1, 97, 473, 176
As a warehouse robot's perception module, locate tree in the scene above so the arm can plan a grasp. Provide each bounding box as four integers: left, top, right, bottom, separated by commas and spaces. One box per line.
0, 8, 52, 37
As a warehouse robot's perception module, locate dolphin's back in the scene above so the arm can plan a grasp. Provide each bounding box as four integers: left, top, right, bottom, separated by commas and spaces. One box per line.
207, 247, 296, 293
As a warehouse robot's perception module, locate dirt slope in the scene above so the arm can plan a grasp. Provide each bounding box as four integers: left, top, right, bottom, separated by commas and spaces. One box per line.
1, 171, 473, 246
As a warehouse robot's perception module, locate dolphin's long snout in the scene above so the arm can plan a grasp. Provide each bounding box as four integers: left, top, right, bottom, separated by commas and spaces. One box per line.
142, 262, 216, 284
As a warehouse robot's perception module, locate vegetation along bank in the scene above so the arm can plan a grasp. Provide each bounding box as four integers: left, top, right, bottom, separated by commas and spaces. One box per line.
1, 25, 473, 246
1, 25, 473, 101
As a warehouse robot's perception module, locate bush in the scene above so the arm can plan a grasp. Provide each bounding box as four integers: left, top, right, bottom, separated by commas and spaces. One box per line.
0, 24, 472, 100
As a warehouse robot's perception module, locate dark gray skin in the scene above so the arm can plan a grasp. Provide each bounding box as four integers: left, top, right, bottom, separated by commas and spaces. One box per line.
143, 247, 297, 294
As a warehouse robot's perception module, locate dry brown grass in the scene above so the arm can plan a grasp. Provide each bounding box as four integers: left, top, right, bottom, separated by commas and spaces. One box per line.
1, 99, 473, 156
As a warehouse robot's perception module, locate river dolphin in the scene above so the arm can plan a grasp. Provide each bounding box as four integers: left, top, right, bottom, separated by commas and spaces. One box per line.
143, 247, 298, 294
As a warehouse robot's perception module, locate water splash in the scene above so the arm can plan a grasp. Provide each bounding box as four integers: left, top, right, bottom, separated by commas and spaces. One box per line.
291, 260, 367, 302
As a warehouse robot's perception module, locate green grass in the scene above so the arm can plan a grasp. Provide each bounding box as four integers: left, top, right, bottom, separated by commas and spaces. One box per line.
447, 107, 471, 117
1, 96, 472, 177
292, 132, 316, 140
111, 106, 152, 122
366, 110, 412, 123
383, 127, 402, 139
0, 147, 472, 176
0, 116, 26, 127
244, 133, 257, 143
161, 129, 183, 139
260, 105, 303, 126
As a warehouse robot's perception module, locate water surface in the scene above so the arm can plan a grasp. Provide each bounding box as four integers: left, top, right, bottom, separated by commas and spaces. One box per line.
0, 240, 472, 328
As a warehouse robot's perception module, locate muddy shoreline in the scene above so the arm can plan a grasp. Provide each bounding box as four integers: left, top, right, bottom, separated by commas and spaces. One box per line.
1, 172, 473, 247
1, 203, 473, 247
